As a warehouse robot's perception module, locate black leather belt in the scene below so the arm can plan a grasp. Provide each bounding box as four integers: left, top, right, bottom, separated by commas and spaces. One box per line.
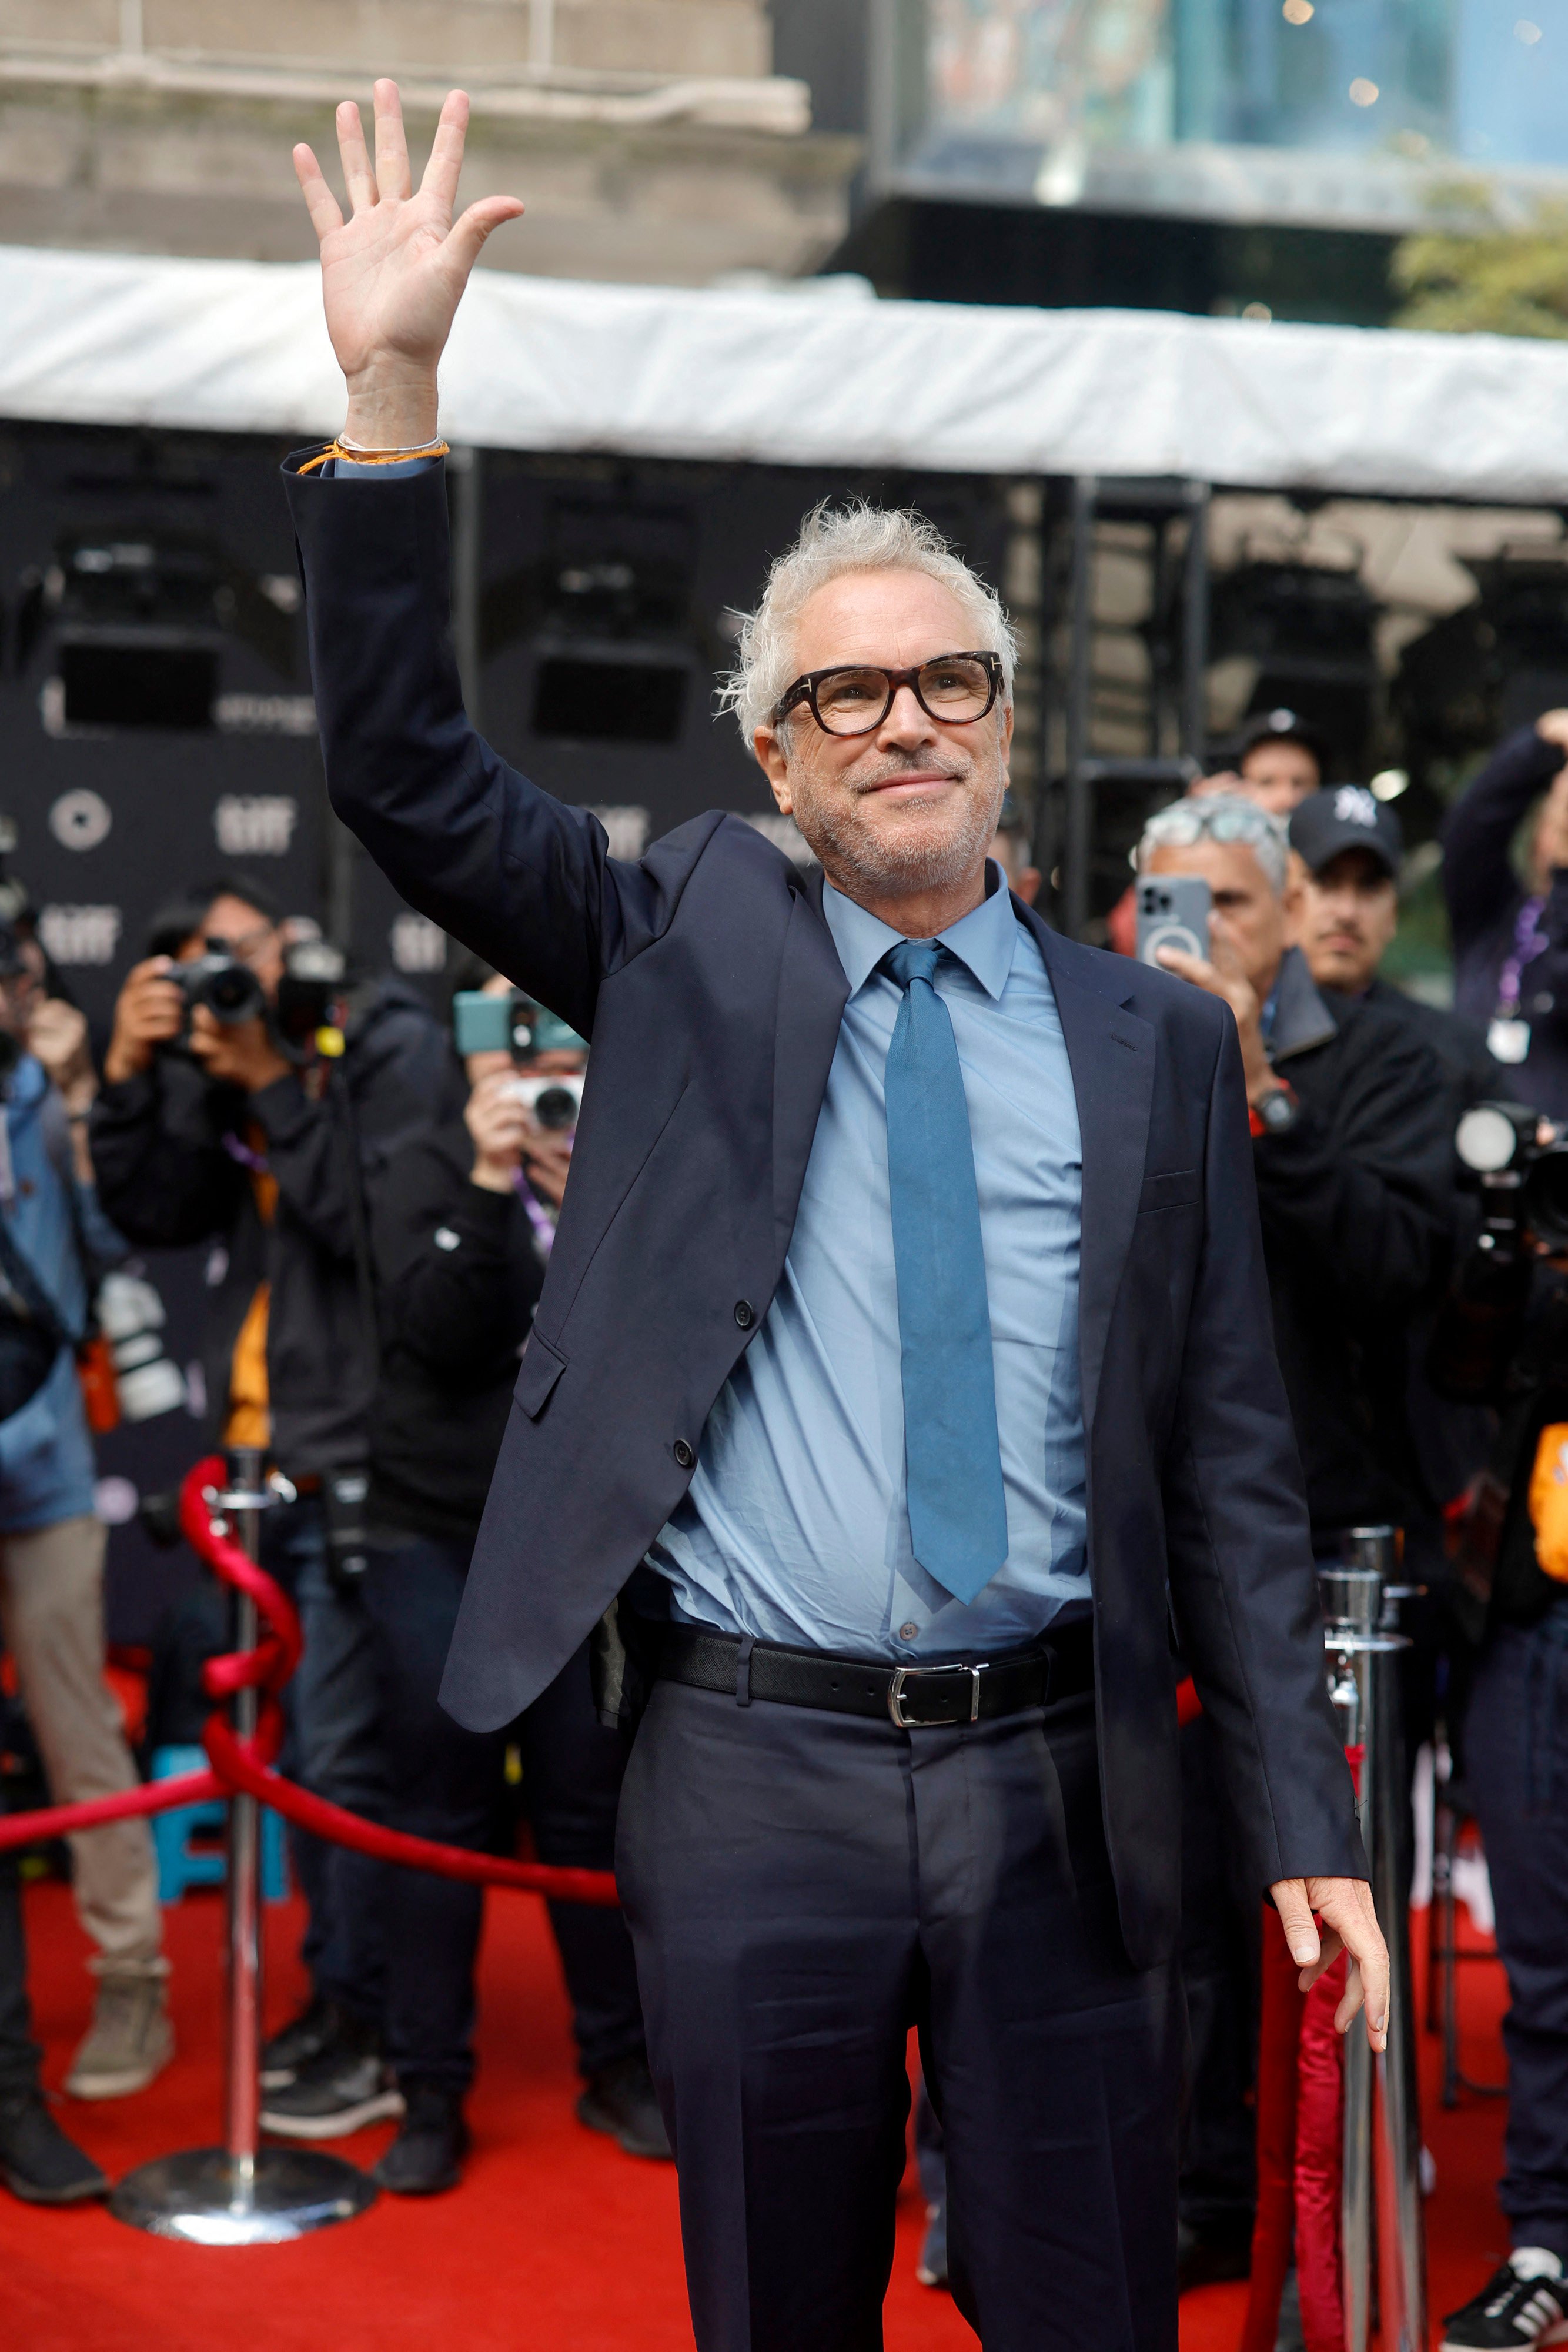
658, 1618, 1093, 1729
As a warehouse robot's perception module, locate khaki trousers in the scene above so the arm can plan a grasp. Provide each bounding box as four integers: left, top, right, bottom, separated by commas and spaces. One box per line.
0, 1513, 162, 1971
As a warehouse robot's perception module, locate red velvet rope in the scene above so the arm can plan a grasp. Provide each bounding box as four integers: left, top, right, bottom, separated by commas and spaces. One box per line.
0, 1456, 620, 1907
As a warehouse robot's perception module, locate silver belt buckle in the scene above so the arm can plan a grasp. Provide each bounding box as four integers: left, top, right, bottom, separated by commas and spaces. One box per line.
887, 1659, 989, 1729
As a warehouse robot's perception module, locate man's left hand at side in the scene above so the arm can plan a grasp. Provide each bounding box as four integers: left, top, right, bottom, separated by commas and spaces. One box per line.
187, 1007, 292, 1094
1269, 1874, 1389, 2050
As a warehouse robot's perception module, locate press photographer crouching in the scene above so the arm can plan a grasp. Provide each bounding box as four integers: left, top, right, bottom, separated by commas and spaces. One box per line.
88, 874, 453, 2113
1425, 1105, 1568, 2348
267, 969, 667, 2191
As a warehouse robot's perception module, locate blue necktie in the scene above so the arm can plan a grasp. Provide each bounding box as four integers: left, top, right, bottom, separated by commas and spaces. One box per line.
881, 940, 1009, 1604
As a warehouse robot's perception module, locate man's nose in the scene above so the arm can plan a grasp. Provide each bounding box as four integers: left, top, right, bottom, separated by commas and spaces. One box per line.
877, 683, 936, 747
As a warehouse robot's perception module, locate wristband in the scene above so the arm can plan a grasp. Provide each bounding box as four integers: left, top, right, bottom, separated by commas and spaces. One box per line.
296, 438, 450, 475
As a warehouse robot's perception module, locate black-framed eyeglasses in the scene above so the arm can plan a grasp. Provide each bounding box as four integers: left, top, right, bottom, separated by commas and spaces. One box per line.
774, 650, 1004, 738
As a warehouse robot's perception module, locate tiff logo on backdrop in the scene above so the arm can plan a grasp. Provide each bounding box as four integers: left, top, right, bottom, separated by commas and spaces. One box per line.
39, 905, 122, 965
214, 796, 299, 857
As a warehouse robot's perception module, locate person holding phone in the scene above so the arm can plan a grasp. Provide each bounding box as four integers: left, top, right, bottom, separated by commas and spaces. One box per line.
258, 969, 668, 2186
1137, 792, 1453, 1558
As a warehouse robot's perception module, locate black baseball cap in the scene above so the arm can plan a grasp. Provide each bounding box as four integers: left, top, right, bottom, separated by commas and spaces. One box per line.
1288, 786, 1403, 880
1237, 707, 1333, 777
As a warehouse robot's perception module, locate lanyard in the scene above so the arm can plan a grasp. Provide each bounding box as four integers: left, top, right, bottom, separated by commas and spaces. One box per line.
1497, 896, 1548, 1018
514, 1172, 557, 1257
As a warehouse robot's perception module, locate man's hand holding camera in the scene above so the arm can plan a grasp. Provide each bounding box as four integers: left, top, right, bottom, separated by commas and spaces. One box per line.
186, 1004, 291, 1095
465, 1069, 572, 1207
105, 954, 291, 1095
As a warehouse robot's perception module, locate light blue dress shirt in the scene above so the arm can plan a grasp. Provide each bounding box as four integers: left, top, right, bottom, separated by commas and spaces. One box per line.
647, 867, 1088, 1661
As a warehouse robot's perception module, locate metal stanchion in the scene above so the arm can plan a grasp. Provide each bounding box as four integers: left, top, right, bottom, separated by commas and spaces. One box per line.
1318, 1529, 1427, 2352
111, 1448, 377, 2243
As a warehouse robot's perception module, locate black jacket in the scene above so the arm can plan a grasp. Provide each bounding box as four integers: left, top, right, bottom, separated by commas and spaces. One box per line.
1253, 950, 1453, 1540
1429, 1248, 1568, 1633
367, 1121, 546, 1543
88, 981, 452, 1477
283, 452, 1363, 1968
1443, 724, 1568, 1118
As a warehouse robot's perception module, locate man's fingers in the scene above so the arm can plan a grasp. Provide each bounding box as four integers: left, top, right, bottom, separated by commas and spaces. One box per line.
446, 194, 526, 280
336, 100, 379, 214
420, 89, 472, 213
292, 144, 345, 239
373, 78, 413, 201
1269, 1877, 1321, 1968
1154, 946, 1219, 988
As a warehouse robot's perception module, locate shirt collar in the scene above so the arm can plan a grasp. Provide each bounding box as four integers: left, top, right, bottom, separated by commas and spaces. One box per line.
821, 861, 1017, 1003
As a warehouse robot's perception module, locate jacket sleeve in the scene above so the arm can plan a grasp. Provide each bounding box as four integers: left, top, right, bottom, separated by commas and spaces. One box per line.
1252, 1017, 1453, 1316
283, 457, 705, 1042
87, 1069, 244, 1248
1442, 726, 1566, 952
1162, 1014, 1366, 1891
369, 1139, 543, 1383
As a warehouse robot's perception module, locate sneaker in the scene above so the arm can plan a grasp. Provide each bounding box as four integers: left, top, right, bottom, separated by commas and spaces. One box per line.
0, 2089, 109, 2204
260, 1994, 343, 2092
1443, 2251, 1568, 2350
576, 2055, 673, 2161
370, 2083, 470, 2197
916, 2196, 950, 2289
259, 2032, 404, 2141
65, 1970, 173, 2101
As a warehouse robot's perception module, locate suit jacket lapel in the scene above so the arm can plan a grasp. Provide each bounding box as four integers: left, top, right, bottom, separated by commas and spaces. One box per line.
1022, 908, 1155, 1439
772, 870, 850, 1249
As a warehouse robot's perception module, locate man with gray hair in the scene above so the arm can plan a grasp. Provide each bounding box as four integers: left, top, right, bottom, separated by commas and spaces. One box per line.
282, 83, 1385, 2352
1138, 793, 1453, 1550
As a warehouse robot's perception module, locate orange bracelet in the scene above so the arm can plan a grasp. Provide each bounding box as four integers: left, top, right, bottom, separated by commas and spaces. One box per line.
297, 439, 450, 475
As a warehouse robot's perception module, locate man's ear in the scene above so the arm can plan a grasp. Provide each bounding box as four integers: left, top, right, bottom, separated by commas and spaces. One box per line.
755, 724, 793, 813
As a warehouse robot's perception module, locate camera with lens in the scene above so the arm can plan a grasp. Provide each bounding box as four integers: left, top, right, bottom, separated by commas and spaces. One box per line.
1455, 1100, 1568, 1255
176, 938, 266, 1028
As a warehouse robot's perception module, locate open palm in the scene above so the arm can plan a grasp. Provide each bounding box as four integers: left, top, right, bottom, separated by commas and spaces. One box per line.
293, 81, 523, 445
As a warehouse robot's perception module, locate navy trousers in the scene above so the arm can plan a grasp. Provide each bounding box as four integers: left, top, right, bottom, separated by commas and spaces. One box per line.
1465, 1598, 1568, 2263
361, 1534, 648, 2093
617, 1676, 1181, 2352
0, 1826, 40, 2098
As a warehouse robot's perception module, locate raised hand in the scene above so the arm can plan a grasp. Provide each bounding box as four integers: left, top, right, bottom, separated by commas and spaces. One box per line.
293, 80, 523, 449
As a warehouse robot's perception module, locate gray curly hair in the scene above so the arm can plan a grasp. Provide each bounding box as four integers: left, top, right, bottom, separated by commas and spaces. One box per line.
717, 500, 1018, 744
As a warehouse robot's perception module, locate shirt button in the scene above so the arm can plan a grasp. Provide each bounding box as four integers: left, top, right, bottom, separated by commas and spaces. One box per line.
899, 1622, 920, 1641
734, 1300, 755, 1329
673, 1438, 696, 1469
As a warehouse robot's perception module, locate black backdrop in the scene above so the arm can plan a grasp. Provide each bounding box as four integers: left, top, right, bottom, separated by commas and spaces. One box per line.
0, 420, 1012, 1644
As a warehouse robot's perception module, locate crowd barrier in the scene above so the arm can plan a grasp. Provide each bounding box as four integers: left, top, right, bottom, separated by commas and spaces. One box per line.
1243, 1529, 1428, 2352
0, 1449, 617, 2244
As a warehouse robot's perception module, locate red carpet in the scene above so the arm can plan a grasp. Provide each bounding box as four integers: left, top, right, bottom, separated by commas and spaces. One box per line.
0, 1877, 1513, 2349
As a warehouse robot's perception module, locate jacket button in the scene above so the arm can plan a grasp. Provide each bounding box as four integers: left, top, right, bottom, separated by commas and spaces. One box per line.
673, 1438, 696, 1469
734, 1300, 755, 1329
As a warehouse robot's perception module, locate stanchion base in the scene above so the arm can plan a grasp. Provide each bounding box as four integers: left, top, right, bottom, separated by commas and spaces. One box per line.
109, 2145, 376, 2243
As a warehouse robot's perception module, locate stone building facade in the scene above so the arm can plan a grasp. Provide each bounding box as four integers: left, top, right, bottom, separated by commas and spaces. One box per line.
0, 2, 860, 282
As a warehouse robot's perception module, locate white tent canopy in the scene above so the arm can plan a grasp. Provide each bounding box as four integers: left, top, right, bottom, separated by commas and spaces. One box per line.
0, 240, 1564, 502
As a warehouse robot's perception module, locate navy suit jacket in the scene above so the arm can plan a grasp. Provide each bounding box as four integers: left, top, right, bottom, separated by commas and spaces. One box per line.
284, 455, 1363, 1966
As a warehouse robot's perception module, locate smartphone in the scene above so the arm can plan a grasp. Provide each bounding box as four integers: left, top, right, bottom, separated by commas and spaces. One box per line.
1134, 877, 1211, 970
453, 990, 533, 1058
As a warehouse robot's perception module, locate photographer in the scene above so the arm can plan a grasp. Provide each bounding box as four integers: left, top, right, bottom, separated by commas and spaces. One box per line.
1427, 1127, 1568, 2348
1138, 794, 1453, 2281
0, 921, 178, 2107
1141, 794, 1454, 1542
259, 975, 665, 2187
1443, 709, 1568, 1117
88, 874, 453, 2109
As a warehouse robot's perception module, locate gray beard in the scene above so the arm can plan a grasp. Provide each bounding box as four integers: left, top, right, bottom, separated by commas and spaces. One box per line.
791, 769, 1004, 904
